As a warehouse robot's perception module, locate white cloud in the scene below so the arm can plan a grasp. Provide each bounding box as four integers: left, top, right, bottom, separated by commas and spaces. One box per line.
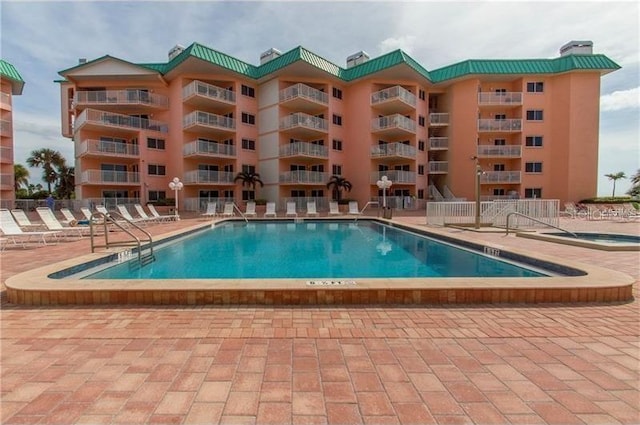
600, 87, 640, 112
379, 36, 417, 55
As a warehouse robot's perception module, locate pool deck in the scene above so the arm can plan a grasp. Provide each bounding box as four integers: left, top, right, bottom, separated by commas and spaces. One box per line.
1, 213, 639, 424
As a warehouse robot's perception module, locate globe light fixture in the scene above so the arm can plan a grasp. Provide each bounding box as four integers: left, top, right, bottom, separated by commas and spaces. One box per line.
168, 177, 183, 220
376, 175, 393, 218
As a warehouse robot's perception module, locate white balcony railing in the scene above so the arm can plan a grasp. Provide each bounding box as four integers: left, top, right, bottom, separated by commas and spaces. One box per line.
371, 143, 416, 158
183, 170, 235, 184
0, 92, 10, 107
477, 145, 522, 157
78, 139, 140, 157
480, 171, 522, 184
280, 142, 328, 158
371, 114, 416, 133
428, 137, 448, 150
370, 170, 416, 184
371, 86, 416, 108
74, 90, 169, 109
74, 109, 169, 133
429, 113, 449, 126
279, 83, 328, 105
183, 80, 236, 104
0, 119, 12, 135
279, 170, 328, 184
428, 161, 448, 173
81, 170, 140, 184
183, 111, 236, 131
478, 119, 522, 132
280, 113, 329, 132
183, 139, 236, 157
478, 92, 523, 105
0, 146, 13, 162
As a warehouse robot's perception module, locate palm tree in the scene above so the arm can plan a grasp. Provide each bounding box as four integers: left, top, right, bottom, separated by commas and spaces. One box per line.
26, 148, 64, 194
56, 164, 75, 199
627, 169, 640, 197
234, 171, 264, 191
604, 171, 626, 198
13, 164, 30, 192
326, 175, 352, 201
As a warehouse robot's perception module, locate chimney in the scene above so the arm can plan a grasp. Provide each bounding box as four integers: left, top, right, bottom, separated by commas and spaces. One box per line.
260, 48, 282, 65
560, 40, 593, 56
168, 44, 186, 61
346, 51, 370, 68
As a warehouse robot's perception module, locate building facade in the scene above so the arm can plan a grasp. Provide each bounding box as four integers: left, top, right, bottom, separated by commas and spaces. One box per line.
0, 59, 25, 208
58, 41, 619, 211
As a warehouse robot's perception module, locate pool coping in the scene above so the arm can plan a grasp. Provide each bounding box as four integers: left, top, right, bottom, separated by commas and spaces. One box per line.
5, 218, 635, 305
517, 231, 640, 251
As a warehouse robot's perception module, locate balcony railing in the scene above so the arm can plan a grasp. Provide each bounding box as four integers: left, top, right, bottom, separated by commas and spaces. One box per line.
280, 83, 328, 105
371, 114, 416, 133
477, 145, 522, 157
279, 170, 328, 184
74, 90, 169, 109
0, 146, 13, 162
78, 139, 140, 157
183, 139, 236, 157
0, 173, 13, 189
280, 113, 329, 133
280, 142, 328, 158
0, 119, 12, 135
0, 92, 10, 107
183, 80, 236, 104
371, 86, 416, 108
428, 161, 448, 173
478, 92, 523, 105
478, 119, 522, 132
480, 171, 521, 184
429, 113, 449, 126
80, 170, 140, 184
183, 170, 235, 184
371, 143, 416, 159
428, 137, 448, 150
370, 170, 416, 184
74, 109, 169, 133
183, 111, 236, 131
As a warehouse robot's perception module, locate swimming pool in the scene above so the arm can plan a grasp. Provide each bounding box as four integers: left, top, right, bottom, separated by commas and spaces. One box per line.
518, 231, 640, 251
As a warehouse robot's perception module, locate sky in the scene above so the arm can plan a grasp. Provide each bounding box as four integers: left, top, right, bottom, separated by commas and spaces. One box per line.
1, 0, 638, 196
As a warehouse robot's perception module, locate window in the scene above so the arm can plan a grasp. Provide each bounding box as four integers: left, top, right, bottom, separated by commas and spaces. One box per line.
418, 140, 425, 151
525, 188, 542, 198
332, 114, 342, 126
332, 139, 343, 151
242, 190, 256, 201
418, 116, 426, 127
148, 164, 166, 176
418, 165, 425, 175
495, 114, 506, 120
148, 190, 166, 202
242, 138, 256, 150
332, 165, 342, 175
494, 164, 505, 172
419, 89, 426, 101
525, 162, 543, 173
494, 139, 506, 146
332, 87, 342, 99
147, 137, 165, 150
242, 164, 256, 174
526, 110, 543, 121
493, 188, 505, 196
223, 190, 234, 198
291, 190, 305, 198
525, 136, 543, 147
526, 82, 544, 93
311, 189, 324, 198
417, 189, 424, 199
241, 112, 256, 125
241, 84, 255, 98
495, 88, 506, 94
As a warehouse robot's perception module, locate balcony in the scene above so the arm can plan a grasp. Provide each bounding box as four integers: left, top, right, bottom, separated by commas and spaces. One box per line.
182, 80, 235, 111
183, 111, 236, 136
429, 113, 449, 126
279, 83, 328, 114
478, 92, 523, 106
428, 161, 448, 174
73, 90, 169, 112
0, 173, 13, 190
428, 137, 448, 150
0, 92, 10, 108
80, 170, 140, 185
0, 119, 12, 136
1, 146, 12, 163
78, 139, 140, 159
480, 171, 521, 184
279, 170, 328, 185
371, 114, 416, 138
370, 86, 416, 114
183, 139, 236, 158
477, 145, 522, 158
183, 170, 235, 184
280, 142, 328, 159
478, 119, 522, 132
370, 170, 416, 184
74, 109, 168, 135
371, 143, 416, 160
280, 113, 328, 138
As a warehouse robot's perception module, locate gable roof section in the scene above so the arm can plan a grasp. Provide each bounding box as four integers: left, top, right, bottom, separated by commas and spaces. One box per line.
0, 59, 25, 95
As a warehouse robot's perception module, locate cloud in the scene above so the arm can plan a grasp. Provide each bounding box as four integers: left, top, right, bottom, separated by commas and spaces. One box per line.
379, 36, 417, 55
600, 87, 640, 112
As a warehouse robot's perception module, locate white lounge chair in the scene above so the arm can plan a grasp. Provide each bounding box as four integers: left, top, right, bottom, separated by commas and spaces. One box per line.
147, 204, 176, 222
36, 207, 88, 238
10, 209, 46, 230
202, 202, 218, 218
264, 202, 277, 218
134, 204, 161, 223
329, 201, 341, 216
305, 201, 318, 217
244, 201, 257, 217
286, 202, 297, 217
222, 202, 235, 218
60, 208, 80, 226
348, 201, 362, 216
0, 208, 59, 246
81, 207, 94, 221
116, 205, 150, 225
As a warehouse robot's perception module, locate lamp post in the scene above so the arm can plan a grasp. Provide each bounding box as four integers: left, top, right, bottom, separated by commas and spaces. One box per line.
168, 177, 183, 220
376, 175, 393, 219
471, 157, 482, 229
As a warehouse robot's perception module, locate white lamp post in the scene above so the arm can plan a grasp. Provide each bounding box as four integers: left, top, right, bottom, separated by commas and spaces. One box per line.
376, 175, 393, 219
168, 177, 183, 220
471, 156, 483, 229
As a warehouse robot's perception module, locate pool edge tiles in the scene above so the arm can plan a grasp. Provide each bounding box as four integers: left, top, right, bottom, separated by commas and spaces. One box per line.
517, 231, 640, 251
5, 219, 636, 306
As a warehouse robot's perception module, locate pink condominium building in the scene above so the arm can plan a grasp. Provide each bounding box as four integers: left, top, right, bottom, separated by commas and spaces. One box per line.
1, 59, 24, 208
58, 41, 619, 211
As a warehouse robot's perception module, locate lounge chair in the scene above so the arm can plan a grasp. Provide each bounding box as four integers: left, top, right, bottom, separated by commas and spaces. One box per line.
35, 207, 88, 238
147, 204, 176, 222
222, 202, 235, 218
0, 208, 59, 246
202, 202, 218, 218
134, 204, 161, 223
305, 201, 318, 217
81, 207, 94, 221
60, 208, 81, 226
116, 205, 150, 225
244, 201, 257, 217
348, 201, 362, 216
95, 205, 110, 215
10, 209, 46, 230
286, 202, 297, 217
264, 202, 277, 218
329, 201, 341, 216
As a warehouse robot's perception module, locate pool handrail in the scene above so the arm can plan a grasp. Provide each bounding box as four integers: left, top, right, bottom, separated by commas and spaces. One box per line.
354, 201, 379, 221
505, 211, 577, 237
89, 211, 155, 265
231, 202, 248, 223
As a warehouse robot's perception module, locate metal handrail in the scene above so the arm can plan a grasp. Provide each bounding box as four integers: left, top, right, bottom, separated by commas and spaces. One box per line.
505, 211, 576, 237
354, 201, 379, 221
232, 202, 248, 223
89, 211, 154, 264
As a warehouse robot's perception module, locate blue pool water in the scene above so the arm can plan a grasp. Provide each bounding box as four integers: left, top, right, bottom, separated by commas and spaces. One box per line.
83, 221, 548, 279
547, 232, 640, 244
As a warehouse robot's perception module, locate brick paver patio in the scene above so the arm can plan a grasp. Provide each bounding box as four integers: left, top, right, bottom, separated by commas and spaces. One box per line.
1, 215, 638, 424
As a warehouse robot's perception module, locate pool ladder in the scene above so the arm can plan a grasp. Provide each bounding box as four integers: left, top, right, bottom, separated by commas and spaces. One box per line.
89, 211, 155, 267
505, 212, 577, 237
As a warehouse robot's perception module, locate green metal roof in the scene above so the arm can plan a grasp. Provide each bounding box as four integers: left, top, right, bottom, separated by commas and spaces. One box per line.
0, 59, 25, 95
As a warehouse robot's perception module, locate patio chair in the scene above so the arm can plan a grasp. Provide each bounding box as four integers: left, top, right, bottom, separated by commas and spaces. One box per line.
244, 201, 257, 217
305, 201, 318, 217
329, 201, 341, 216
222, 202, 235, 218
134, 204, 162, 223
147, 204, 177, 222
202, 202, 218, 218
60, 208, 81, 226
10, 209, 46, 230
116, 205, 150, 225
0, 208, 60, 246
348, 201, 362, 216
264, 202, 277, 218
286, 202, 297, 217
35, 207, 88, 238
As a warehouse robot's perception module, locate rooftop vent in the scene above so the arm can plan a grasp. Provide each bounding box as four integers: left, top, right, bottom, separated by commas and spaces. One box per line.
260, 48, 282, 65
346, 51, 370, 68
168, 44, 186, 61
78, 58, 87, 64
560, 40, 593, 56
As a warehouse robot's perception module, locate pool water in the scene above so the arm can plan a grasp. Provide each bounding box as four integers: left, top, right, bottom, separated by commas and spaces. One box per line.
85, 221, 547, 279
547, 232, 640, 244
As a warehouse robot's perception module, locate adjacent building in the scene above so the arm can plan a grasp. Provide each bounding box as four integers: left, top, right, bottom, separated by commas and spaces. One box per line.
57, 40, 619, 211
0, 59, 25, 208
